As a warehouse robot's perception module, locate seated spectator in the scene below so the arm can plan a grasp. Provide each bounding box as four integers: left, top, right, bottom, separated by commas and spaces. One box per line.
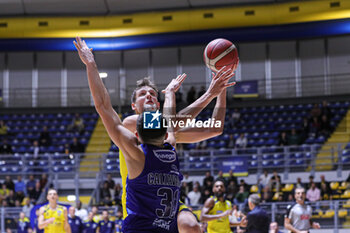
15, 176, 26, 197
22, 198, 33, 218
261, 191, 272, 203
216, 171, 227, 187
320, 115, 331, 137
114, 183, 122, 206
29, 181, 41, 203
105, 174, 115, 190
187, 185, 201, 206
228, 134, 235, 148
270, 221, 283, 233
0, 139, 13, 154
0, 120, 8, 137
279, 132, 288, 146
239, 179, 249, 192
26, 175, 36, 197
201, 189, 212, 204
180, 182, 189, 203
307, 175, 315, 190
69, 137, 85, 153
306, 182, 321, 205
319, 175, 331, 200
39, 126, 51, 147
227, 170, 238, 185
321, 100, 331, 119
39, 174, 48, 190
229, 108, 241, 127
310, 103, 321, 118
226, 180, 238, 202
6, 190, 16, 207
301, 117, 310, 140
182, 172, 193, 191
268, 171, 281, 192
30, 140, 40, 160
100, 181, 112, 206
295, 177, 305, 189
203, 171, 214, 189
0, 183, 9, 202
234, 185, 249, 210
309, 116, 321, 136
288, 128, 301, 145
4, 176, 15, 191
258, 170, 270, 193
235, 133, 247, 148
68, 113, 85, 134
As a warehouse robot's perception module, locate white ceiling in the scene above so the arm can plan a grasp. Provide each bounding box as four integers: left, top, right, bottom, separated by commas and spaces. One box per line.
0, 0, 303, 16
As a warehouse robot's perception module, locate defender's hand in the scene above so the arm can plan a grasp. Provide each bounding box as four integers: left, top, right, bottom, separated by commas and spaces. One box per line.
162, 73, 187, 93
73, 37, 95, 65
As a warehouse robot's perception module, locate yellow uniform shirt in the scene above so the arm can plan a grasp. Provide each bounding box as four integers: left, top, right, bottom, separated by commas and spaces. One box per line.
119, 151, 128, 219
207, 198, 232, 233
42, 204, 66, 233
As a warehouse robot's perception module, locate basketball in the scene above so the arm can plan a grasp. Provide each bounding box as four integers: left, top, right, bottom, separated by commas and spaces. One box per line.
203, 38, 239, 73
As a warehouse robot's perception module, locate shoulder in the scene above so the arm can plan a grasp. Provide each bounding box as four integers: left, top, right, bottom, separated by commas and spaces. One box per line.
286, 203, 297, 216
39, 206, 46, 214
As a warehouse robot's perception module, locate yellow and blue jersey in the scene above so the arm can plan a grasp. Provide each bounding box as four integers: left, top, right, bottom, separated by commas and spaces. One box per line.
98, 220, 115, 233
207, 197, 232, 233
42, 204, 66, 233
17, 218, 31, 233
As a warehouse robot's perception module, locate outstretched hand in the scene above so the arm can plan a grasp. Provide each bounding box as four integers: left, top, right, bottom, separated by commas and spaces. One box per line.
73, 37, 95, 65
206, 66, 236, 98
162, 73, 187, 93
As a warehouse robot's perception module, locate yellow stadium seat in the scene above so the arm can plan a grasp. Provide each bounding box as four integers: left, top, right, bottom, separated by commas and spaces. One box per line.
330, 182, 339, 190
282, 184, 294, 192
339, 182, 349, 190
250, 185, 258, 193
272, 192, 282, 201
338, 209, 348, 218
312, 209, 322, 219
343, 200, 350, 208
322, 209, 335, 218
341, 190, 350, 199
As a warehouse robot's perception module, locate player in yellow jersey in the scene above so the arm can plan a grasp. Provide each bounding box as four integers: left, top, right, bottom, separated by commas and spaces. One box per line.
201, 180, 240, 233
74, 36, 236, 233
38, 188, 71, 233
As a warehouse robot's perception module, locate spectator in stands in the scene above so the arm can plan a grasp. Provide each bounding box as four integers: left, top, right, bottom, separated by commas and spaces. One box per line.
295, 177, 304, 189
17, 212, 32, 233
235, 133, 247, 148
26, 175, 36, 197
0, 183, 10, 202
113, 183, 122, 206
31, 140, 40, 160
195, 140, 207, 150
226, 180, 238, 202
0, 138, 13, 154
319, 175, 331, 200
288, 128, 301, 145
216, 170, 227, 187
320, 115, 331, 137
268, 171, 281, 192
301, 117, 310, 140
203, 171, 214, 189
29, 181, 42, 203
187, 184, 202, 207
201, 189, 212, 204
6, 190, 16, 206
261, 191, 272, 203
4, 176, 15, 191
100, 181, 112, 206
321, 100, 331, 119
310, 103, 321, 118
227, 169, 238, 185
287, 193, 294, 202
39, 174, 48, 190
15, 176, 26, 197
105, 174, 115, 190
228, 134, 235, 148
39, 126, 51, 147
15, 199, 22, 207
22, 198, 33, 218
239, 179, 249, 192
75, 200, 88, 221
309, 116, 321, 136
258, 170, 270, 193
68, 113, 85, 134
307, 176, 315, 190
180, 182, 190, 203
229, 108, 241, 128
186, 86, 196, 105
234, 185, 249, 210
278, 132, 288, 146
0, 120, 9, 137
182, 172, 193, 190
68, 206, 83, 233
69, 137, 85, 153
269, 222, 283, 233
306, 182, 321, 202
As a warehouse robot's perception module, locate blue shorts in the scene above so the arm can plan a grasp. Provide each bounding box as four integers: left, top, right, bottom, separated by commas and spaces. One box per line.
122, 214, 179, 233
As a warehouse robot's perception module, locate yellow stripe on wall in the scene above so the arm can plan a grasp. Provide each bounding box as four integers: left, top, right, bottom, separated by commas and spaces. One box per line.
0, 0, 350, 38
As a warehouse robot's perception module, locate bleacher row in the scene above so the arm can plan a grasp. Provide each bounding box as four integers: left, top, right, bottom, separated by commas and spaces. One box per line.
0, 112, 98, 154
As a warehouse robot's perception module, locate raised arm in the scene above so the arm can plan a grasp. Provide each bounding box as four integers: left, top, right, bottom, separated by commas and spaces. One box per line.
74, 37, 142, 165
175, 68, 234, 143
200, 198, 233, 222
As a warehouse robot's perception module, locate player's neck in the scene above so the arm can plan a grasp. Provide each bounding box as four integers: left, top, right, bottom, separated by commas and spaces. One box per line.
49, 202, 57, 209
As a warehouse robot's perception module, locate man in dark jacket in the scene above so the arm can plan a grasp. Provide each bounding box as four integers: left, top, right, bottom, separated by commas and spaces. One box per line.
240, 194, 270, 233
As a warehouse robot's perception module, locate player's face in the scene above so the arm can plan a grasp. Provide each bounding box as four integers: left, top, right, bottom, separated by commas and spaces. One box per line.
47, 190, 58, 202
294, 188, 305, 203
213, 181, 225, 197
69, 207, 75, 216
132, 86, 159, 114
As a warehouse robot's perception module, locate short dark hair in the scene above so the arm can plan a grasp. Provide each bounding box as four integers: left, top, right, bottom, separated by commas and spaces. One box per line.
136, 113, 167, 144
131, 77, 158, 103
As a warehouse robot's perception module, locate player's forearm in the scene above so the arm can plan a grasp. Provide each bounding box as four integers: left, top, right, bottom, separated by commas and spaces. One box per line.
64, 223, 72, 233
38, 219, 51, 229
211, 89, 226, 133
200, 213, 227, 222
284, 222, 300, 233
85, 62, 112, 111
177, 91, 215, 119
163, 91, 176, 124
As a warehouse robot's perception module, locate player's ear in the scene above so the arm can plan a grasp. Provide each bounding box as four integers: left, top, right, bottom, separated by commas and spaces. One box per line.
131, 102, 136, 111
135, 131, 139, 139
164, 132, 168, 140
